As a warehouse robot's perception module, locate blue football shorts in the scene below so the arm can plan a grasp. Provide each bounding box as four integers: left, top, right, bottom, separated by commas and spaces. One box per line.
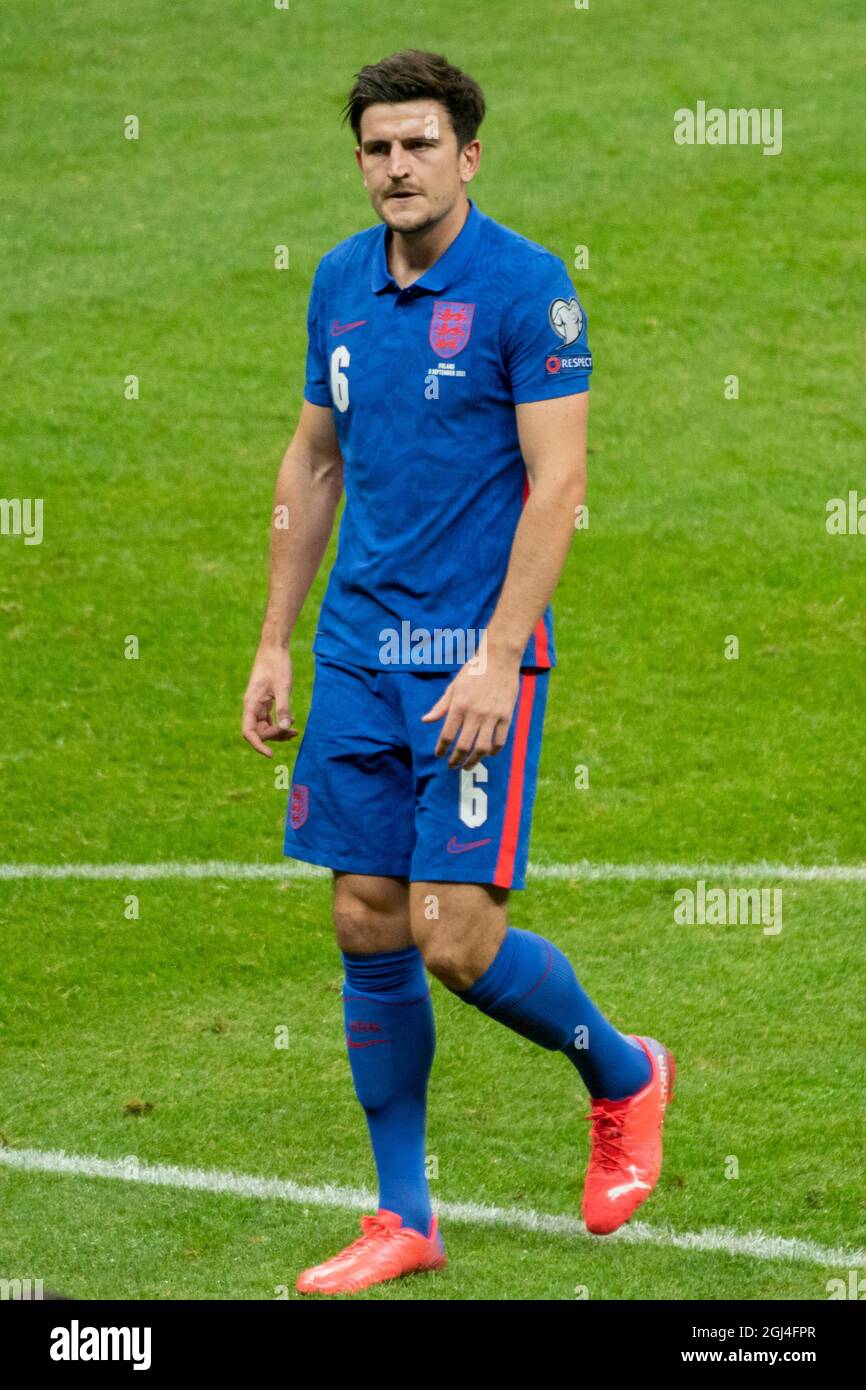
283, 654, 550, 889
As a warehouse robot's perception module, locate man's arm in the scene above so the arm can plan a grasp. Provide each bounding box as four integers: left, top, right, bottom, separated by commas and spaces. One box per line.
421, 390, 588, 769
242, 400, 343, 757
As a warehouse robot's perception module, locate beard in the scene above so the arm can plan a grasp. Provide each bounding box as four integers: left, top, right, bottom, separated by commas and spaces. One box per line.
377, 192, 447, 237
384, 211, 435, 236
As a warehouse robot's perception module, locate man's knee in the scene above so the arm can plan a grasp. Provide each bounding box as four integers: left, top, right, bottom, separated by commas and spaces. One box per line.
417, 936, 480, 992
410, 882, 508, 992
333, 899, 393, 955
332, 874, 412, 955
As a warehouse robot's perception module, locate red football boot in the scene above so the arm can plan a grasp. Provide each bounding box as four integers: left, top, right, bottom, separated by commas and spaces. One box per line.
296, 1209, 446, 1295
582, 1035, 676, 1235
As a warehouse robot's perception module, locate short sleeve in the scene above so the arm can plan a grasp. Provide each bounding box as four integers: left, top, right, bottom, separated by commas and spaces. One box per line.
303, 264, 332, 407
502, 255, 592, 404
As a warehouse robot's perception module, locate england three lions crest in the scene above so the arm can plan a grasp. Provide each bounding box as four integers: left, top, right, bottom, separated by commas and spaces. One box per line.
430, 300, 475, 359
289, 783, 309, 829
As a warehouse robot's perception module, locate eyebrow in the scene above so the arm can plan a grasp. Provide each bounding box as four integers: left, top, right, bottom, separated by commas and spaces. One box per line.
361, 135, 440, 151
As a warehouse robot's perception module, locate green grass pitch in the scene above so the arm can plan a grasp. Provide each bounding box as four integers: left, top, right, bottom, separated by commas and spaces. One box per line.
1, 0, 864, 1299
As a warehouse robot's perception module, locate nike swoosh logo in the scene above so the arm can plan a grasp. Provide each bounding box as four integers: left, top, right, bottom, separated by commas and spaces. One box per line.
446, 835, 493, 854
330, 319, 367, 336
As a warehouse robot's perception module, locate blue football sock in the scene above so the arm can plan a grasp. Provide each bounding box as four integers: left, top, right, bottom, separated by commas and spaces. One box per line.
342, 945, 434, 1235
456, 927, 652, 1100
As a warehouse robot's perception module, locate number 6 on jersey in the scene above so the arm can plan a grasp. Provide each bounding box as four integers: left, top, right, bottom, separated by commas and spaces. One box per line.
330, 346, 350, 413
459, 764, 488, 828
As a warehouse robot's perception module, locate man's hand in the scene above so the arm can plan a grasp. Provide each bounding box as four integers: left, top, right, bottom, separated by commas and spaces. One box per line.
421, 650, 521, 770
242, 645, 298, 758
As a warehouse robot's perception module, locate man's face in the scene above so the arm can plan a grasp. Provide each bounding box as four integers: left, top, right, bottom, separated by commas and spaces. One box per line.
355, 99, 479, 234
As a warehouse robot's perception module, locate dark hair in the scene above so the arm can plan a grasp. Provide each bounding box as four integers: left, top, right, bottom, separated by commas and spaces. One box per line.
343, 50, 486, 149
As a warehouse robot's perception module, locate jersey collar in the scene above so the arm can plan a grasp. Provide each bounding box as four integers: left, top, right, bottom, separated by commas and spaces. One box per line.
371, 197, 482, 295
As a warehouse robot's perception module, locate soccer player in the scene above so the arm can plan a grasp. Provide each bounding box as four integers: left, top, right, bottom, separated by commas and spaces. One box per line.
242, 50, 675, 1295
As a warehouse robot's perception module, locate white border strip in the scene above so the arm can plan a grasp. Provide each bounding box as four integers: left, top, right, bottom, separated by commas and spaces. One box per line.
0, 1146, 861, 1269
1, 860, 864, 882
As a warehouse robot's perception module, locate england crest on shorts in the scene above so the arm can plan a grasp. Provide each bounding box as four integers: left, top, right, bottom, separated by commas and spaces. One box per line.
289, 783, 309, 829
429, 300, 475, 358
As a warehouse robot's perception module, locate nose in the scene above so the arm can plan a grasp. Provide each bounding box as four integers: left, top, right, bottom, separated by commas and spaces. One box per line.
386, 141, 410, 180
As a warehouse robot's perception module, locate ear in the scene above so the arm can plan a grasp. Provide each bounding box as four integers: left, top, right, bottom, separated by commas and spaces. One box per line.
461, 138, 481, 170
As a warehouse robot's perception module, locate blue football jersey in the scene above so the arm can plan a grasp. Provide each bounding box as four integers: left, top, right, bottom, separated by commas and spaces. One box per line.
303, 198, 592, 671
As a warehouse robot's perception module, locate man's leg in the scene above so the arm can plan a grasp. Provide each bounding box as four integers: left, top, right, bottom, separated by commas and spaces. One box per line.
409, 880, 651, 1099
333, 872, 435, 1236
287, 655, 448, 1292
409, 880, 675, 1238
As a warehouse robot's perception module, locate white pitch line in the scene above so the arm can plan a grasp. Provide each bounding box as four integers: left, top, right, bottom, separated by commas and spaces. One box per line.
0, 861, 328, 882
0, 1146, 861, 1270
1, 860, 864, 883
